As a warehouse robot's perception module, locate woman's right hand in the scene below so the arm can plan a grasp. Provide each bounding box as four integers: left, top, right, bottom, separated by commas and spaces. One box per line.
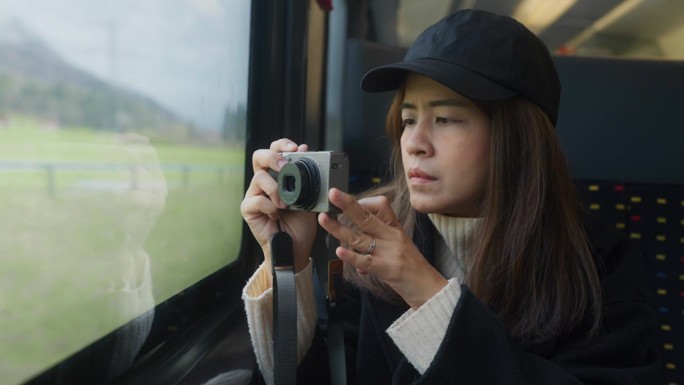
240, 139, 317, 276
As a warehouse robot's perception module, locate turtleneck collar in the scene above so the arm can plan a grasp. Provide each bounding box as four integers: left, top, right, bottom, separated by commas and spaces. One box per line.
426, 214, 481, 280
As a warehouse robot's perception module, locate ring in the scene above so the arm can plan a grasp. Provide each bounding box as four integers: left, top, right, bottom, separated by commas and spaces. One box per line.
365, 237, 376, 255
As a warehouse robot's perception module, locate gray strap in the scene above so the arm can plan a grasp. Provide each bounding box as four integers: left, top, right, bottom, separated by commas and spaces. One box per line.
271, 232, 297, 385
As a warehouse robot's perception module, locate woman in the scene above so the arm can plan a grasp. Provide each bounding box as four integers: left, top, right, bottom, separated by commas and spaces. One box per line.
240, 9, 660, 384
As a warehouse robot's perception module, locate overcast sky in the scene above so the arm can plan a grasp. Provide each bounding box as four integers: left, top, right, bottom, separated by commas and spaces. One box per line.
0, 0, 251, 131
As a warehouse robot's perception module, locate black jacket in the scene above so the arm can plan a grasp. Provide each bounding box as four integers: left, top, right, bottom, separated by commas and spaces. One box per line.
288, 213, 662, 384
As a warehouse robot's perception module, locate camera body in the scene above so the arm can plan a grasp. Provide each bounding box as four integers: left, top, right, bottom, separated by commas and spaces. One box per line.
276, 151, 348, 213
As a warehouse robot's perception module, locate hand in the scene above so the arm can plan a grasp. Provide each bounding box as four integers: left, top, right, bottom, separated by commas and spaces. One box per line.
240, 139, 317, 277
318, 188, 448, 309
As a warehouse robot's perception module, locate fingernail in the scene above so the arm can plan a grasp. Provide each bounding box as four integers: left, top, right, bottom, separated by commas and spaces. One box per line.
336, 248, 347, 259
286, 142, 297, 150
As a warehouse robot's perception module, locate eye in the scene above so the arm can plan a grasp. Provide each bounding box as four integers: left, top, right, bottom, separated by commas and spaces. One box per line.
435, 116, 461, 126
401, 117, 416, 129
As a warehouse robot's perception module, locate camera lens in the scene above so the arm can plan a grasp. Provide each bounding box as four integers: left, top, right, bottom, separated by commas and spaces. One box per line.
277, 157, 320, 210
283, 175, 296, 193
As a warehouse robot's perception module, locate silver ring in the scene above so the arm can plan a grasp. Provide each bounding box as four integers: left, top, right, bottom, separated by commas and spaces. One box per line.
365, 237, 376, 255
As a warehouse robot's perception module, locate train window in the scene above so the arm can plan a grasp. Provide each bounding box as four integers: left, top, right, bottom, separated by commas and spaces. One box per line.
0, 1, 249, 383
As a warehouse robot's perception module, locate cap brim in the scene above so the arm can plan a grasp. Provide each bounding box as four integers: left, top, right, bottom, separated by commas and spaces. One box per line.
361, 58, 517, 102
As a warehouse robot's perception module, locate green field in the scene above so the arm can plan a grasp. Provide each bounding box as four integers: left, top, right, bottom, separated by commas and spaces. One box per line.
0, 121, 245, 384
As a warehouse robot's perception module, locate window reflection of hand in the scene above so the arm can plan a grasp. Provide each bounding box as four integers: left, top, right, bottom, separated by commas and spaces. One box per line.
114, 133, 167, 250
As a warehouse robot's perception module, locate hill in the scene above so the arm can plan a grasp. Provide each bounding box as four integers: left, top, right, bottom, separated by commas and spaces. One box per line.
0, 18, 190, 140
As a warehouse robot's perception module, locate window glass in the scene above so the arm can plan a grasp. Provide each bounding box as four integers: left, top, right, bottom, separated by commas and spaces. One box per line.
0, 0, 249, 383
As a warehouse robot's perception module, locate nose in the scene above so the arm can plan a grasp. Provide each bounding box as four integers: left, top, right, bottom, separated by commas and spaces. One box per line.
402, 117, 434, 157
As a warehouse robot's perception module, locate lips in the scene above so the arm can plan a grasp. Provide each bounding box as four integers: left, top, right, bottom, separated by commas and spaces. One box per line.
407, 168, 437, 182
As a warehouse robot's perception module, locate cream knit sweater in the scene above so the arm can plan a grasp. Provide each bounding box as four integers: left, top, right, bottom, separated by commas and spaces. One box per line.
242, 215, 479, 383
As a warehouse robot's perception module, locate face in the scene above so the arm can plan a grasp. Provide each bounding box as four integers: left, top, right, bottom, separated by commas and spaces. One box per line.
400, 73, 491, 217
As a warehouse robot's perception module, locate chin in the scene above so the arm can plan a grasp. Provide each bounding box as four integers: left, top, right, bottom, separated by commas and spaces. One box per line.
409, 196, 442, 214
409, 195, 480, 217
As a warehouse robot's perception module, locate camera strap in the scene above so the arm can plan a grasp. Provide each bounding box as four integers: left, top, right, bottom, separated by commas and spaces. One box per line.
315, 233, 347, 385
271, 226, 347, 385
271, 230, 297, 385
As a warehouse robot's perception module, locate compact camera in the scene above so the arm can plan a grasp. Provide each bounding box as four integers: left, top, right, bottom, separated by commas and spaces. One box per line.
274, 151, 348, 213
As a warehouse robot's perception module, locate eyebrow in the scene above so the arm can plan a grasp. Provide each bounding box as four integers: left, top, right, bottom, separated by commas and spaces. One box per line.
400, 99, 469, 109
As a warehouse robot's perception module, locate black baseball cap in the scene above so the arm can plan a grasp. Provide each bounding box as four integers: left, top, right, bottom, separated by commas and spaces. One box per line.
361, 9, 561, 124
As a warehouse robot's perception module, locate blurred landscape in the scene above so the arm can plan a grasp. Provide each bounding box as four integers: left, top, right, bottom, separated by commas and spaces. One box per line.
0, 18, 246, 145
0, 15, 246, 385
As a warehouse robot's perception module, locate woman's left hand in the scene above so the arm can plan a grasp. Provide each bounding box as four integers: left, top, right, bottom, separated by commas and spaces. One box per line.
318, 188, 448, 309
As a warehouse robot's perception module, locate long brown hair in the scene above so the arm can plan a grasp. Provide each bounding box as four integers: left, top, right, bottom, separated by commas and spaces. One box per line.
346, 87, 603, 347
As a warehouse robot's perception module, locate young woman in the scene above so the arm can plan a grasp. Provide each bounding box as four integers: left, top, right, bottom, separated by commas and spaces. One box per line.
240, 9, 660, 384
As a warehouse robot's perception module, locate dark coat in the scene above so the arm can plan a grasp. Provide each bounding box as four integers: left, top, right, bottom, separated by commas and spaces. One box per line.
288, 213, 663, 384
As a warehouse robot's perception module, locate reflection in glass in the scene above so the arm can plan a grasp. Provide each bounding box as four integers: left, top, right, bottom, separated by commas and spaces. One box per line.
0, 1, 249, 383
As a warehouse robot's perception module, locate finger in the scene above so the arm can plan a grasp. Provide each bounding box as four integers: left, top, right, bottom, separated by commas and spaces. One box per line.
252, 149, 287, 174
336, 246, 373, 272
357, 196, 400, 227
241, 194, 281, 222
328, 188, 390, 236
270, 138, 299, 152
253, 138, 302, 173
246, 170, 286, 208
319, 213, 377, 254
297, 144, 309, 152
